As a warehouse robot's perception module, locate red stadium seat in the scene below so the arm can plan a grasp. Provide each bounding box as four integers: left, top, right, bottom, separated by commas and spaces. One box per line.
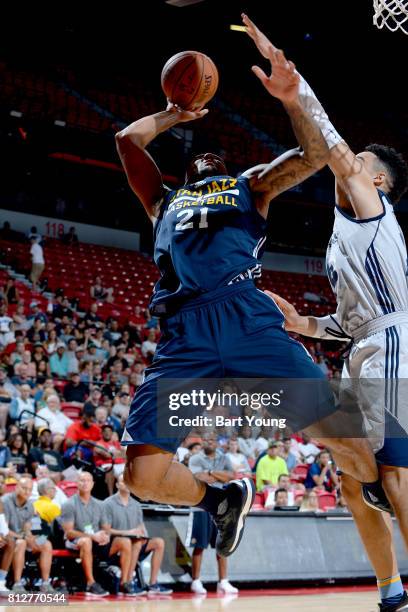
317, 492, 337, 511
290, 464, 309, 483
61, 404, 82, 420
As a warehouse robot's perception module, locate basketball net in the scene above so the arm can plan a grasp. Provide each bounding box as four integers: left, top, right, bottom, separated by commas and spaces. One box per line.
373, 0, 408, 34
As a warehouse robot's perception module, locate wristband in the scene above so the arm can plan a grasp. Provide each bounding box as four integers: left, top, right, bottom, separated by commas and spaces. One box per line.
298, 75, 343, 150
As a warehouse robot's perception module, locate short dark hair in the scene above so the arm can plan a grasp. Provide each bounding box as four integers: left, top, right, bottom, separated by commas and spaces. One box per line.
365, 144, 408, 203
274, 488, 288, 501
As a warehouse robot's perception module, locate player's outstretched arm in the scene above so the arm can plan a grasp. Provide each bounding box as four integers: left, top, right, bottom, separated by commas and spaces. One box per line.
115, 105, 208, 220
241, 22, 329, 215
265, 291, 349, 341
242, 14, 382, 220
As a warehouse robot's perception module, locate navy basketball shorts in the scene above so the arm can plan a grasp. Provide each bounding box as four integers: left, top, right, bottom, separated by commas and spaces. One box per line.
122, 280, 335, 454
188, 510, 217, 550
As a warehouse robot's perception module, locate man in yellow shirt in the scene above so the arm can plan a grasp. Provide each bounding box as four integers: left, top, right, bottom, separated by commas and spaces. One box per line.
33, 479, 61, 525
256, 442, 288, 491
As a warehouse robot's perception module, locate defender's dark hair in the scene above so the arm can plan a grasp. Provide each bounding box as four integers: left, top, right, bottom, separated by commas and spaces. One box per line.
365, 144, 408, 203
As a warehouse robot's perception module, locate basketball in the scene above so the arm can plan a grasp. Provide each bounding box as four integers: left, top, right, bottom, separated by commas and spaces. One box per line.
161, 50, 219, 111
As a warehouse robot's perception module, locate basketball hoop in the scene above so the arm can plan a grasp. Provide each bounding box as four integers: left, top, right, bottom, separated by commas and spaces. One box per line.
373, 0, 408, 34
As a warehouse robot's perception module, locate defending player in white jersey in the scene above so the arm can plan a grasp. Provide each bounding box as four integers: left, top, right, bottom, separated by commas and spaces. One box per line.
243, 13, 408, 612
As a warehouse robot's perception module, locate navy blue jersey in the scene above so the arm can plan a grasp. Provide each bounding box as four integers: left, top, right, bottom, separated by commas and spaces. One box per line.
150, 175, 267, 314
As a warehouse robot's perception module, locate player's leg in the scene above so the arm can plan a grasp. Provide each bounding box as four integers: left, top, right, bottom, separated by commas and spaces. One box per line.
341, 474, 407, 610
123, 292, 255, 558
124, 444, 206, 504
381, 465, 408, 550
109, 537, 132, 589
224, 287, 389, 508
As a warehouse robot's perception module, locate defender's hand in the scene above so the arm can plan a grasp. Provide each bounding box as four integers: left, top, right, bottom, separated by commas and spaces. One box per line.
264, 290, 303, 332
166, 102, 208, 123
242, 13, 277, 59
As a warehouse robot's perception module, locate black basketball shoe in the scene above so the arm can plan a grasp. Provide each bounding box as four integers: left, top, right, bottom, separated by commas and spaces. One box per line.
379, 591, 408, 611
362, 480, 393, 514
212, 477, 255, 558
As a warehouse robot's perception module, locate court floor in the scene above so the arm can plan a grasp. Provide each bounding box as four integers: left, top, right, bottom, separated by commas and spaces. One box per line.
0, 587, 382, 612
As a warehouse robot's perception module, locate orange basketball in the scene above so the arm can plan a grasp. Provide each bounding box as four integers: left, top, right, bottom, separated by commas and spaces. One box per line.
161, 51, 219, 111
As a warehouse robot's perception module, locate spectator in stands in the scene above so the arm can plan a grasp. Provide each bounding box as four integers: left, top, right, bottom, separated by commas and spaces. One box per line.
79, 360, 93, 384
14, 351, 36, 378
85, 303, 101, 328
237, 425, 257, 460
63, 372, 89, 404
0, 493, 15, 594
35, 395, 73, 448
90, 277, 114, 304
29, 237, 45, 292
0, 304, 15, 350
27, 427, 64, 481
27, 318, 46, 344
141, 329, 157, 362
3, 279, 20, 306
2, 477, 55, 593
43, 329, 58, 356
28, 302, 48, 326
224, 439, 252, 476
94, 424, 126, 495
33, 478, 61, 527
11, 363, 35, 390
256, 442, 288, 492
298, 433, 321, 465
12, 304, 30, 333
0, 367, 18, 399
280, 437, 298, 471
61, 227, 78, 246
304, 450, 340, 492
30, 466, 67, 508
10, 384, 35, 425
49, 343, 69, 379
112, 392, 130, 424
274, 488, 289, 509
0, 221, 24, 242
0, 432, 14, 478
95, 406, 121, 435
188, 434, 238, 595
53, 297, 73, 323
102, 474, 171, 595
60, 471, 129, 596
101, 374, 121, 401
300, 490, 321, 513
64, 404, 101, 448
32, 342, 48, 368
254, 426, 271, 458
7, 434, 28, 474
28, 226, 42, 243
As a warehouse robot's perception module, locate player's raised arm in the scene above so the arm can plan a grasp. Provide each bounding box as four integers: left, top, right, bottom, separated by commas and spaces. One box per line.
241, 34, 329, 214
242, 14, 382, 220
115, 105, 208, 220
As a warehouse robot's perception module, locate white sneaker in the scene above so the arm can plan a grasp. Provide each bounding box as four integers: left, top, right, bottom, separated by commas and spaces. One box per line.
191, 579, 207, 595
0, 580, 9, 594
217, 579, 238, 594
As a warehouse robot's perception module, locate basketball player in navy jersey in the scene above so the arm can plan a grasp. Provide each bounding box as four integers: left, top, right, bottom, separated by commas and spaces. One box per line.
116, 45, 385, 559
243, 13, 408, 610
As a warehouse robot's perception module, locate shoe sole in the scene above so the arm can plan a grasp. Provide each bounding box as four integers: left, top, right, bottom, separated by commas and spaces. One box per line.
222, 477, 255, 557
362, 490, 393, 515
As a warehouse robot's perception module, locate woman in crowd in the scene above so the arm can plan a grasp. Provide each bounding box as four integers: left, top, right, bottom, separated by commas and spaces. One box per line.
7, 433, 27, 474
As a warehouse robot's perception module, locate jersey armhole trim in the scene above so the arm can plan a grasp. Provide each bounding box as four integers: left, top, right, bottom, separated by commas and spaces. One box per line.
335, 189, 386, 224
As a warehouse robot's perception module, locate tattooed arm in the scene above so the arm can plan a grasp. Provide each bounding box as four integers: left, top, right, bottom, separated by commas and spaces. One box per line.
241, 40, 328, 217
